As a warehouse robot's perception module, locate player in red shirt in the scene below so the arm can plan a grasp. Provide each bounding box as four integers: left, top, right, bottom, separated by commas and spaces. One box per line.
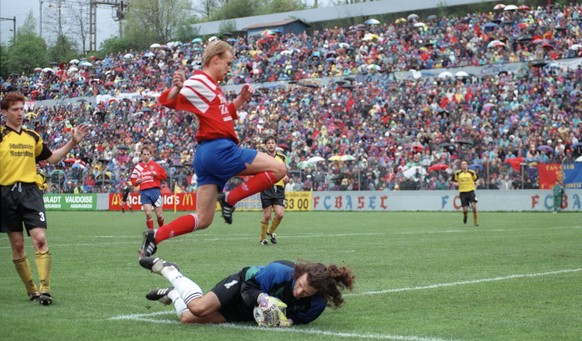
131, 145, 167, 229
139, 40, 286, 257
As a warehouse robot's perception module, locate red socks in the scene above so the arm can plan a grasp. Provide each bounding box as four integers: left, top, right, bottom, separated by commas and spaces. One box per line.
157, 217, 164, 227
155, 214, 198, 244
146, 219, 154, 229
227, 171, 276, 205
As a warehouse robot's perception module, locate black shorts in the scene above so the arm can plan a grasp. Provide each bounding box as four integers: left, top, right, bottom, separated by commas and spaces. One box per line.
460, 190, 477, 207
210, 269, 254, 323
0, 182, 47, 234
260, 186, 285, 209
122, 193, 129, 202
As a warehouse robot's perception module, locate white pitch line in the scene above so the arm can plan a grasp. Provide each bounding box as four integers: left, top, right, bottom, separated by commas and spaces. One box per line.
350, 268, 582, 296
110, 312, 460, 341
108, 268, 582, 341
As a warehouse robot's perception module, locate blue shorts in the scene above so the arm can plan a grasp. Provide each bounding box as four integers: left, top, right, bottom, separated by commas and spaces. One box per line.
194, 138, 258, 190
140, 188, 163, 207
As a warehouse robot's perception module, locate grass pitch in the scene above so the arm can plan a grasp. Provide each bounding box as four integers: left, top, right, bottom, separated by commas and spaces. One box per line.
0, 211, 580, 341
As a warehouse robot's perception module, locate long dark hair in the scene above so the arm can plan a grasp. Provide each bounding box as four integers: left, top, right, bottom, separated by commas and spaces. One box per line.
293, 261, 355, 308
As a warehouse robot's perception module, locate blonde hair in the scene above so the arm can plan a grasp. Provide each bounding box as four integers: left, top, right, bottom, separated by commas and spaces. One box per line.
202, 41, 234, 67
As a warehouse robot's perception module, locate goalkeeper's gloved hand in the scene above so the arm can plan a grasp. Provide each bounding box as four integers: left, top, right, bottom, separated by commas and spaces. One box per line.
256, 293, 288, 327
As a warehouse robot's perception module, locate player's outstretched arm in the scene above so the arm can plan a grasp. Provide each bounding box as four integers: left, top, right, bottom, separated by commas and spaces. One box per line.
46, 124, 89, 164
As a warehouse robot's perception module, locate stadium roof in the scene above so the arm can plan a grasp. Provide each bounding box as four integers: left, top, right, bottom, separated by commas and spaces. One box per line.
244, 18, 309, 30
192, 0, 500, 36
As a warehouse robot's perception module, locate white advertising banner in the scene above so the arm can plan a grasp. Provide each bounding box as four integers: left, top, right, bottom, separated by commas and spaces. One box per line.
311, 190, 582, 212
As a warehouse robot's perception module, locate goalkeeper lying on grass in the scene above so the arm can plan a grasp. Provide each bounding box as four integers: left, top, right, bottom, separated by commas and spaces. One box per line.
139, 257, 355, 326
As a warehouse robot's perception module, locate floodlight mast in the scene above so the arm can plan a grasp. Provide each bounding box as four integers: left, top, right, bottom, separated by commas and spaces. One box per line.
89, 0, 127, 52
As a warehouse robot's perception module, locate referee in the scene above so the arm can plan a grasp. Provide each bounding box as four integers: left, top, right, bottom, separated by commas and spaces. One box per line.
1, 92, 88, 304
259, 136, 288, 245
451, 160, 480, 227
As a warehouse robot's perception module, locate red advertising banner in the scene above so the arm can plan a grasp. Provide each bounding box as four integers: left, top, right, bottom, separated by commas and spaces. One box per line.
109, 193, 196, 211
537, 163, 562, 189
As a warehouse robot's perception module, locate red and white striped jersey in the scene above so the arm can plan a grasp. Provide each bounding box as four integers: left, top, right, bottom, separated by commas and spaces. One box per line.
159, 70, 240, 144
130, 160, 167, 190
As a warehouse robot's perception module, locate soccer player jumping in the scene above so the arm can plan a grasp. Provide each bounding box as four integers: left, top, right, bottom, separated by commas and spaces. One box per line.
139, 40, 286, 257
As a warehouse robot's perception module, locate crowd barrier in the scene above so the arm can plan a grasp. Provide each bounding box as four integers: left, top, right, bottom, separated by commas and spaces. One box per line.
44, 190, 582, 212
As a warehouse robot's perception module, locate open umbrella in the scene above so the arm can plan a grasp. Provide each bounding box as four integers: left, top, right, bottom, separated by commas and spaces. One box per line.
407, 13, 419, 21
504, 4, 518, 11
365, 19, 380, 25
483, 22, 500, 31
469, 163, 483, 171
328, 155, 342, 161
569, 44, 582, 51
297, 161, 314, 170
150, 43, 161, 49
455, 71, 469, 78
456, 139, 474, 146
428, 164, 449, 171
307, 156, 325, 163
494, 4, 505, 10
403, 166, 427, 178
440, 142, 456, 150
340, 155, 356, 161
537, 145, 554, 153
487, 40, 505, 48
438, 71, 453, 79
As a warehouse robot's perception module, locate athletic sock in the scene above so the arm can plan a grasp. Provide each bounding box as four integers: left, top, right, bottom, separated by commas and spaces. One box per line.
226, 171, 276, 205
155, 214, 198, 244
168, 289, 189, 317
269, 217, 282, 234
146, 218, 154, 229
13, 255, 39, 295
157, 216, 165, 227
260, 221, 268, 240
160, 267, 203, 305
35, 250, 52, 293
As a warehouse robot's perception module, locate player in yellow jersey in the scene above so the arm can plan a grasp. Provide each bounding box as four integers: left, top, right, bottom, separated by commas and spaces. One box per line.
259, 136, 288, 245
1, 92, 88, 304
451, 160, 480, 227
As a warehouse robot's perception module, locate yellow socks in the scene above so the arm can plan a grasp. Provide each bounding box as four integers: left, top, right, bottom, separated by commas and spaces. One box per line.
13, 254, 39, 296
35, 250, 52, 293
268, 217, 282, 235
260, 221, 268, 240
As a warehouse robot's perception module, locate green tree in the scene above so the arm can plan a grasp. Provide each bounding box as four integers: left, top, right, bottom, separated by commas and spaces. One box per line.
208, 0, 262, 21
0, 12, 48, 79
175, 17, 201, 43
260, 0, 306, 14
122, 0, 192, 49
99, 36, 143, 56
47, 34, 79, 64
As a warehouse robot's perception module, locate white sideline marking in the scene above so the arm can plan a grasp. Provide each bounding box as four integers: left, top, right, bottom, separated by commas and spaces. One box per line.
110, 312, 458, 341
2, 225, 580, 250
109, 268, 581, 341
350, 268, 582, 297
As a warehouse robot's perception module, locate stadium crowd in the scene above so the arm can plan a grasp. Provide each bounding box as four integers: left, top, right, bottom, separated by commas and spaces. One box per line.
1, 3, 581, 193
